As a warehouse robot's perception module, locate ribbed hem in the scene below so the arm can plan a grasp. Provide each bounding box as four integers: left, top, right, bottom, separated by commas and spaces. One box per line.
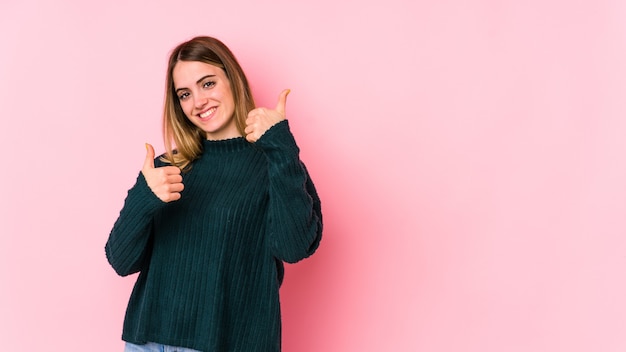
202, 137, 250, 153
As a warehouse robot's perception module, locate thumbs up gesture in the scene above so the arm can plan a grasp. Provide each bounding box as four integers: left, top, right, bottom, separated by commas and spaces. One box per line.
245, 89, 290, 142
142, 143, 185, 202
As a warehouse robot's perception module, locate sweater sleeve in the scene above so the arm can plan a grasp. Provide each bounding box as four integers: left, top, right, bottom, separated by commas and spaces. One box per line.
255, 120, 323, 263
105, 172, 165, 276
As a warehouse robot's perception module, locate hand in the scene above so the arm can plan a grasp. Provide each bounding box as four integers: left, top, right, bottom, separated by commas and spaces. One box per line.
142, 143, 184, 202
245, 89, 290, 142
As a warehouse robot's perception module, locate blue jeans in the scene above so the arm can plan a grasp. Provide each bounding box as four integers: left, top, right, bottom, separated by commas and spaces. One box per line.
124, 342, 202, 352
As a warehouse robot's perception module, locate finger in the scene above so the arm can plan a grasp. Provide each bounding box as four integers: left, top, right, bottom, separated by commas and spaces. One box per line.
275, 89, 290, 115
160, 191, 182, 203
167, 193, 182, 202
167, 174, 183, 184
167, 183, 185, 193
245, 111, 257, 127
144, 143, 156, 170
247, 107, 265, 119
162, 166, 182, 175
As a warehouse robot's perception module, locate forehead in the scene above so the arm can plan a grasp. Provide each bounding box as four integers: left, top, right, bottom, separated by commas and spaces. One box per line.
172, 61, 225, 87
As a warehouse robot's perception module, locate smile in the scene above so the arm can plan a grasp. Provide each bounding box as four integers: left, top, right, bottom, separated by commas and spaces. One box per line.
199, 107, 217, 119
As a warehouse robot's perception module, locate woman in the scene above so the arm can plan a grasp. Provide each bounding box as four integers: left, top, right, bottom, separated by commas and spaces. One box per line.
105, 36, 323, 352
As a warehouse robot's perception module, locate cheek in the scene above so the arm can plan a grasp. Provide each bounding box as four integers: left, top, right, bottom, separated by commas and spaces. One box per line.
221, 90, 235, 109
179, 100, 194, 117
212, 89, 226, 102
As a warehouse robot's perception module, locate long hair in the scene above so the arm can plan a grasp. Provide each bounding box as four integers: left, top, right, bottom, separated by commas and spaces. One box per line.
161, 36, 256, 170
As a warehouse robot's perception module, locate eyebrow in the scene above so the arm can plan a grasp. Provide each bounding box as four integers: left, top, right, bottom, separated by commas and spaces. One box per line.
175, 74, 216, 93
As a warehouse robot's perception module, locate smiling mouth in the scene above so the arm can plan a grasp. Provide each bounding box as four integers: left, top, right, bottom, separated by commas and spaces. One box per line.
199, 107, 217, 119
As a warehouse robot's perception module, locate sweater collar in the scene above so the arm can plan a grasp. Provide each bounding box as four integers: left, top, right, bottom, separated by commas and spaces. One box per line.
202, 137, 250, 153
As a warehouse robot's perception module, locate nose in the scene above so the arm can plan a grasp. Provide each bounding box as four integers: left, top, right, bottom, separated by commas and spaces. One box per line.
194, 93, 208, 109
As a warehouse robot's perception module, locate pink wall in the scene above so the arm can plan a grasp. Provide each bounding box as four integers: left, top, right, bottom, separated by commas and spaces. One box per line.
1, 1, 625, 351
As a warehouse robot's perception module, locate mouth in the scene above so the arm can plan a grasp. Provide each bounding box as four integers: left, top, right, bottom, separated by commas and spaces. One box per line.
199, 107, 217, 119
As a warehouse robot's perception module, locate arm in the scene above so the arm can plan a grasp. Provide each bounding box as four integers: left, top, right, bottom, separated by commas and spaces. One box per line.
105, 173, 164, 276
105, 145, 183, 276
256, 120, 323, 263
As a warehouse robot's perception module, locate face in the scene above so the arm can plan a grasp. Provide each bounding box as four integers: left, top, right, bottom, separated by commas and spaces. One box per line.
172, 60, 238, 140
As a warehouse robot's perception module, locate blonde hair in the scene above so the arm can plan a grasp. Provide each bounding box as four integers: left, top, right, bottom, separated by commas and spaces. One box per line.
161, 36, 256, 170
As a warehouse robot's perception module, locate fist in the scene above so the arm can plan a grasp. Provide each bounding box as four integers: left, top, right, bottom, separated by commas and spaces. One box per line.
245, 89, 290, 142
142, 143, 184, 202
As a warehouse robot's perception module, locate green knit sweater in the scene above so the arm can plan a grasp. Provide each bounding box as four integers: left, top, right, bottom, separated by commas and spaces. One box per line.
105, 121, 322, 351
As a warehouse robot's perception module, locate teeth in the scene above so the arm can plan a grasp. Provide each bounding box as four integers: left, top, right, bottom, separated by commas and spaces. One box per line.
200, 107, 216, 118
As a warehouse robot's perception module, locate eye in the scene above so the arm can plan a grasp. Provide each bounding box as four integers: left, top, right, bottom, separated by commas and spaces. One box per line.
203, 81, 216, 89
178, 92, 190, 101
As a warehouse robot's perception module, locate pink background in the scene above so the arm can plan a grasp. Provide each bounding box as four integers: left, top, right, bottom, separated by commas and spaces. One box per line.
1, 1, 625, 351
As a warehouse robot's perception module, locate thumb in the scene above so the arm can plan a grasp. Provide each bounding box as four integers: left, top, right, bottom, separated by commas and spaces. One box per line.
275, 89, 290, 115
143, 143, 155, 170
